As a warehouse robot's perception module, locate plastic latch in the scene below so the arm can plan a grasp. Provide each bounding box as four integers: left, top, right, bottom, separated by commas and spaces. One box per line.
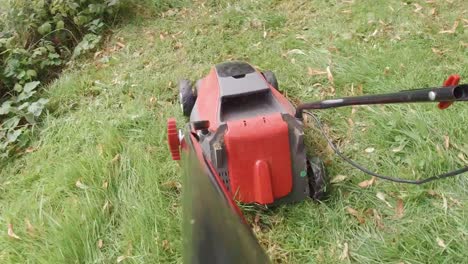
438, 74, 460, 110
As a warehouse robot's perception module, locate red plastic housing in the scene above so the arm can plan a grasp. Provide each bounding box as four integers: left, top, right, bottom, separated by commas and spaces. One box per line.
196, 69, 221, 131
167, 118, 181, 160
438, 74, 460, 110
224, 114, 293, 204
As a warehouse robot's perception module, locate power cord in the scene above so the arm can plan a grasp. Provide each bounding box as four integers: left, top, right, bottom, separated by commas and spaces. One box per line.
304, 110, 468, 184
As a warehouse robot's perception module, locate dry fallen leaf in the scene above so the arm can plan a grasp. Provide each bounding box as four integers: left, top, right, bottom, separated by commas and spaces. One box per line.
346, 207, 365, 224
162, 240, 170, 251
296, 34, 307, 41
287, 49, 306, 55
392, 144, 405, 153
339, 242, 350, 260
365, 147, 375, 153
395, 198, 404, 219
102, 180, 109, 189
448, 196, 462, 206
431, 48, 444, 56
377, 192, 393, 208
250, 19, 262, 28
162, 181, 182, 192
307, 67, 327, 76
435, 144, 444, 157
372, 209, 385, 229
116, 41, 126, 49
252, 214, 262, 233
98, 239, 104, 249
358, 176, 376, 188
428, 190, 441, 198
254, 214, 261, 225
439, 20, 459, 34
102, 200, 111, 213
97, 144, 104, 156
326, 66, 334, 84
25, 146, 37, 153
117, 256, 127, 263
436, 237, 447, 249
8, 223, 21, 240
430, 8, 436, 16
413, 3, 423, 12
25, 219, 35, 236
331, 175, 348, 184
442, 194, 448, 214
458, 153, 468, 164
75, 180, 88, 190
383, 66, 390, 75
444, 135, 450, 149
328, 46, 339, 53
94, 51, 103, 59
174, 42, 183, 49
111, 154, 121, 163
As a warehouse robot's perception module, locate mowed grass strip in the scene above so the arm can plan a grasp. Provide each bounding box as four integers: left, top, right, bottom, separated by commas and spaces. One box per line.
1, 0, 467, 263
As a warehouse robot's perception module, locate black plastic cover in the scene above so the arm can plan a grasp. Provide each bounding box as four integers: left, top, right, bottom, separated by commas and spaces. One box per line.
215, 61, 256, 78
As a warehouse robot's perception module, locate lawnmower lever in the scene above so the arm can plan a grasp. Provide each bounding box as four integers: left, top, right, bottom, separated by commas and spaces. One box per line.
295, 84, 468, 118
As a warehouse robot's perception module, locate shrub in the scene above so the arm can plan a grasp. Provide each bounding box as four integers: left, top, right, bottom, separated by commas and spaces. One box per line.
0, 0, 122, 158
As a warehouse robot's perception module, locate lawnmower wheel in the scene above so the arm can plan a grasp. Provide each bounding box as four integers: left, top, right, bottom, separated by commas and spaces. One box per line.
262, 71, 279, 90
307, 157, 329, 201
179, 79, 196, 117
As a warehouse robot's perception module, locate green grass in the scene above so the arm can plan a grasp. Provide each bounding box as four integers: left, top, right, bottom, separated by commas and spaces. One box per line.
1, 0, 467, 263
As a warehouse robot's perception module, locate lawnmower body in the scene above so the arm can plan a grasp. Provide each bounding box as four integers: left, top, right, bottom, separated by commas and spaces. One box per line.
181, 62, 313, 205
169, 61, 468, 263
169, 61, 467, 206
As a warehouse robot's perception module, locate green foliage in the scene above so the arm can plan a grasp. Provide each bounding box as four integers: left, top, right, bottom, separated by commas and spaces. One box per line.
0, 0, 122, 157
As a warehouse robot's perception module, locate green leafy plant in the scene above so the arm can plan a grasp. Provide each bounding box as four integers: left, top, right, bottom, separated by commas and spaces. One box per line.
0, 0, 123, 157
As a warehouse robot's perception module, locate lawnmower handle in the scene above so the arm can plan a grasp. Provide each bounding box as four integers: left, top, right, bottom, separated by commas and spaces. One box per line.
295, 84, 468, 118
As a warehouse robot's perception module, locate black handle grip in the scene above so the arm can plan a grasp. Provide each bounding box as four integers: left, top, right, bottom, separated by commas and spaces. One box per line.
295, 84, 468, 118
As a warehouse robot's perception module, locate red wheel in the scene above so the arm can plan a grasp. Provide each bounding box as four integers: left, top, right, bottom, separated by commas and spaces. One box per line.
438, 74, 460, 110
167, 118, 181, 160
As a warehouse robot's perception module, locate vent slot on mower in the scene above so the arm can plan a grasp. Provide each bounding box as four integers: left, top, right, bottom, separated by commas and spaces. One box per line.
220, 91, 283, 122
219, 170, 230, 192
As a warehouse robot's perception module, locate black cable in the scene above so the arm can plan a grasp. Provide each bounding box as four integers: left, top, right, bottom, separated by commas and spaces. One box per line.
304, 111, 468, 184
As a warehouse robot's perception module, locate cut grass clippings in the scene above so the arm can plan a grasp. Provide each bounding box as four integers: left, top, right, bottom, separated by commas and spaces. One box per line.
1, 0, 467, 263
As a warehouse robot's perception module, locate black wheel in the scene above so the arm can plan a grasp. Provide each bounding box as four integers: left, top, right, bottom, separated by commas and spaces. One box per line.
179, 79, 196, 117
195, 79, 203, 97
262, 71, 279, 90
307, 157, 329, 201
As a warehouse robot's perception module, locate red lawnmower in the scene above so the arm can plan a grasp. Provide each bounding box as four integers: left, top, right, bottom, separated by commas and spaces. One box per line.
167, 62, 467, 263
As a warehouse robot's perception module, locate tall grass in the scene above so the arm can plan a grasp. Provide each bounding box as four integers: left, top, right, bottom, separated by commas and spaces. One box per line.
1, 0, 467, 263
